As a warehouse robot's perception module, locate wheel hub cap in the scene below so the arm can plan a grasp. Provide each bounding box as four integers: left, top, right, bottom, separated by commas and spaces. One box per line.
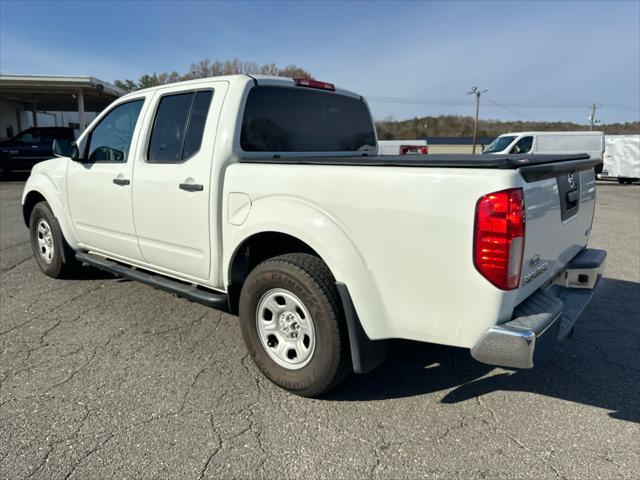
279, 312, 300, 338
256, 289, 316, 370
36, 219, 54, 264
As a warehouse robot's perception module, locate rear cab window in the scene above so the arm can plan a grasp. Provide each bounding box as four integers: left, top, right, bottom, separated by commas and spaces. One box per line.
147, 90, 213, 163
240, 86, 376, 153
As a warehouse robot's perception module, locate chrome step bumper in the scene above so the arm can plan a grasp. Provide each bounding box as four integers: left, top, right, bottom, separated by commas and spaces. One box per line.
471, 248, 606, 369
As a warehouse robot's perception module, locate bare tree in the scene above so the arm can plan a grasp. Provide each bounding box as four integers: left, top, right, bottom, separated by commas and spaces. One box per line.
116, 58, 315, 91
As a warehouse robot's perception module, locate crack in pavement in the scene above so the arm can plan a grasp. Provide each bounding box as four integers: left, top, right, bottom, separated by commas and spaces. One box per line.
475, 396, 565, 479
197, 418, 223, 480
62, 433, 114, 480
0, 255, 32, 273
0, 239, 30, 251
0, 281, 108, 337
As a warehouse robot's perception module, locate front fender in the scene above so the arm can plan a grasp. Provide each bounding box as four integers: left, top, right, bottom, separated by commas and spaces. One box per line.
223, 195, 390, 340
22, 162, 79, 249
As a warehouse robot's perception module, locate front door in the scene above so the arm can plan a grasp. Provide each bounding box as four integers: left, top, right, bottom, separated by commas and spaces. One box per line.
131, 82, 227, 281
67, 98, 146, 261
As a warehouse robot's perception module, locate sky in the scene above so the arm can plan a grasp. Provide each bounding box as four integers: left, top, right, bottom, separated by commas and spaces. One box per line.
1, 0, 639, 124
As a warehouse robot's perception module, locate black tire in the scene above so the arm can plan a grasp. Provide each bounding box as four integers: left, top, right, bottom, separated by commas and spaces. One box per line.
29, 201, 80, 278
239, 253, 351, 397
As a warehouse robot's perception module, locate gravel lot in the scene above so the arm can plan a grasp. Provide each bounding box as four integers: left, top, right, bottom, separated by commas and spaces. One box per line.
1, 178, 639, 479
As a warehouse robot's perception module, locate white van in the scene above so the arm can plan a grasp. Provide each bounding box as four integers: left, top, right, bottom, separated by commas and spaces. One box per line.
483, 131, 604, 160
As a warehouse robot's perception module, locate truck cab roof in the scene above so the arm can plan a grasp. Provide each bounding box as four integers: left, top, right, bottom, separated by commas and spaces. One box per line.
120, 74, 361, 100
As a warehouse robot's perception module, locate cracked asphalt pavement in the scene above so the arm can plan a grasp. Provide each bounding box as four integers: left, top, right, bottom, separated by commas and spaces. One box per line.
1, 178, 639, 479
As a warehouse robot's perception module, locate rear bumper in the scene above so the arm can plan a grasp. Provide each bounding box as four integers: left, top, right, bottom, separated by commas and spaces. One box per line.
470, 248, 606, 369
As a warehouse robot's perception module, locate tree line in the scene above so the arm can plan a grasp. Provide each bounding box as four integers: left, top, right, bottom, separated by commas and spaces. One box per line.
114, 58, 313, 92
376, 115, 640, 139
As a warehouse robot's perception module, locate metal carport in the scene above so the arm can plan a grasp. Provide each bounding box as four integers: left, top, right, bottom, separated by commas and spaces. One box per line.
0, 74, 124, 138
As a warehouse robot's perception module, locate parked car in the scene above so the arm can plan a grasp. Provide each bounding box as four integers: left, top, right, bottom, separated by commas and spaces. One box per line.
22, 75, 606, 396
0, 127, 76, 177
378, 139, 428, 155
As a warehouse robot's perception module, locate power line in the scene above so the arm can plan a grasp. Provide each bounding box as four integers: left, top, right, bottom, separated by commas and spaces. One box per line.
483, 96, 541, 121
365, 96, 639, 112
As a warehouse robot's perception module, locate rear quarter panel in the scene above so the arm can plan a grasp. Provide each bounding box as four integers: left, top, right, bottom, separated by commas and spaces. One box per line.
223, 163, 527, 348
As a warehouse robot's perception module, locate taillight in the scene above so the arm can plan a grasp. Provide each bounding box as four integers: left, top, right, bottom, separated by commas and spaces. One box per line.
294, 78, 335, 91
473, 188, 525, 290
399, 145, 428, 155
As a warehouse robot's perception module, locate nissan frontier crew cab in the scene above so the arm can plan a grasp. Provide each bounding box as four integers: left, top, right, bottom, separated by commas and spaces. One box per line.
22, 75, 606, 397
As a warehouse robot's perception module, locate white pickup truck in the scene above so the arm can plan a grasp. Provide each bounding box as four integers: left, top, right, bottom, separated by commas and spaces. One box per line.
22, 75, 606, 396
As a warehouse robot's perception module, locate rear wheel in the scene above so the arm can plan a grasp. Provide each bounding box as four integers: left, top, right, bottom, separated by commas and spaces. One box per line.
239, 253, 351, 397
29, 201, 79, 278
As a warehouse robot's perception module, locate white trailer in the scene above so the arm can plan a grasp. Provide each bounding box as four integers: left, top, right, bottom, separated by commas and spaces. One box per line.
601, 135, 640, 183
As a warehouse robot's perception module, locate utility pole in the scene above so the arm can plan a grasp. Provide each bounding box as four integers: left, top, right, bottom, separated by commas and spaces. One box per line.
467, 86, 488, 153
589, 103, 599, 130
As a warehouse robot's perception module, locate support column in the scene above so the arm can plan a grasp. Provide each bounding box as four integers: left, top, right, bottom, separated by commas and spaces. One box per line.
31, 103, 38, 127
77, 89, 86, 133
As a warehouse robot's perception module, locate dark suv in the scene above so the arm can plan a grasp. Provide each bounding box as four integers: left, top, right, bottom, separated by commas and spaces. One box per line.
1, 127, 76, 177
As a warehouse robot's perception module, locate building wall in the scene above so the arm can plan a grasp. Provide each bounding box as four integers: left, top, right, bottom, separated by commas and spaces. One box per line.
428, 144, 489, 154
0, 99, 22, 139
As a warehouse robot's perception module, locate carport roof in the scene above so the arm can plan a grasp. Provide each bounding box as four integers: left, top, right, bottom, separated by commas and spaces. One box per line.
0, 74, 125, 111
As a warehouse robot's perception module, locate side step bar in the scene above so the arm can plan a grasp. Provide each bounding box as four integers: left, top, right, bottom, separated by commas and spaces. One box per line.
76, 252, 229, 311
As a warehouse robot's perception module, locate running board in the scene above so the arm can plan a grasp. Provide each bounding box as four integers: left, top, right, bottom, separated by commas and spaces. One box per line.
76, 252, 229, 310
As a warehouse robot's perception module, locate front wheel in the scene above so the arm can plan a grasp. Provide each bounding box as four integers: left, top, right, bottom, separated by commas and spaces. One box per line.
29, 201, 79, 278
239, 253, 351, 397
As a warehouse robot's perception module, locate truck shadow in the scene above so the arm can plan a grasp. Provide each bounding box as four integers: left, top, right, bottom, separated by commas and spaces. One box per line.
326, 277, 640, 423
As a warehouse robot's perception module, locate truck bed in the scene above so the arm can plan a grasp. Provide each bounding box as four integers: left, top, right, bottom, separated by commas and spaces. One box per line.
239, 153, 598, 182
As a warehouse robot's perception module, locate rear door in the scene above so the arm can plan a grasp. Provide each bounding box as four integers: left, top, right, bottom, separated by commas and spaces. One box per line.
131, 81, 228, 281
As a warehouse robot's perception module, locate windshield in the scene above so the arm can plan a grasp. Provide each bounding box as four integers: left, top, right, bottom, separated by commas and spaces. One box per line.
483, 135, 517, 153
241, 86, 376, 152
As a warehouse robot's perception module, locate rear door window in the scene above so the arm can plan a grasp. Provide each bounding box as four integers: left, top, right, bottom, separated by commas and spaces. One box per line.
241, 86, 376, 152
147, 90, 213, 163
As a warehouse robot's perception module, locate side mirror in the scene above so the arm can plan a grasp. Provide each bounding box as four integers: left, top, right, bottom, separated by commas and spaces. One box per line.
53, 138, 79, 161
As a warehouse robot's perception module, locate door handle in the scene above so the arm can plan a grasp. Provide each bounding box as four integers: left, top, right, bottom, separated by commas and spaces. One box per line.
566, 190, 579, 203
113, 178, 130, 186
179, 183, 204, 192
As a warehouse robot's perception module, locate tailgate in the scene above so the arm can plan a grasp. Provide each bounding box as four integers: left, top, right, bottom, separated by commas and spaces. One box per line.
515, 167, 597, 303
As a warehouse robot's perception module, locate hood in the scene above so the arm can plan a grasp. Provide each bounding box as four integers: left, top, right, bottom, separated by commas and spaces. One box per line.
30, 156, 67, 175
